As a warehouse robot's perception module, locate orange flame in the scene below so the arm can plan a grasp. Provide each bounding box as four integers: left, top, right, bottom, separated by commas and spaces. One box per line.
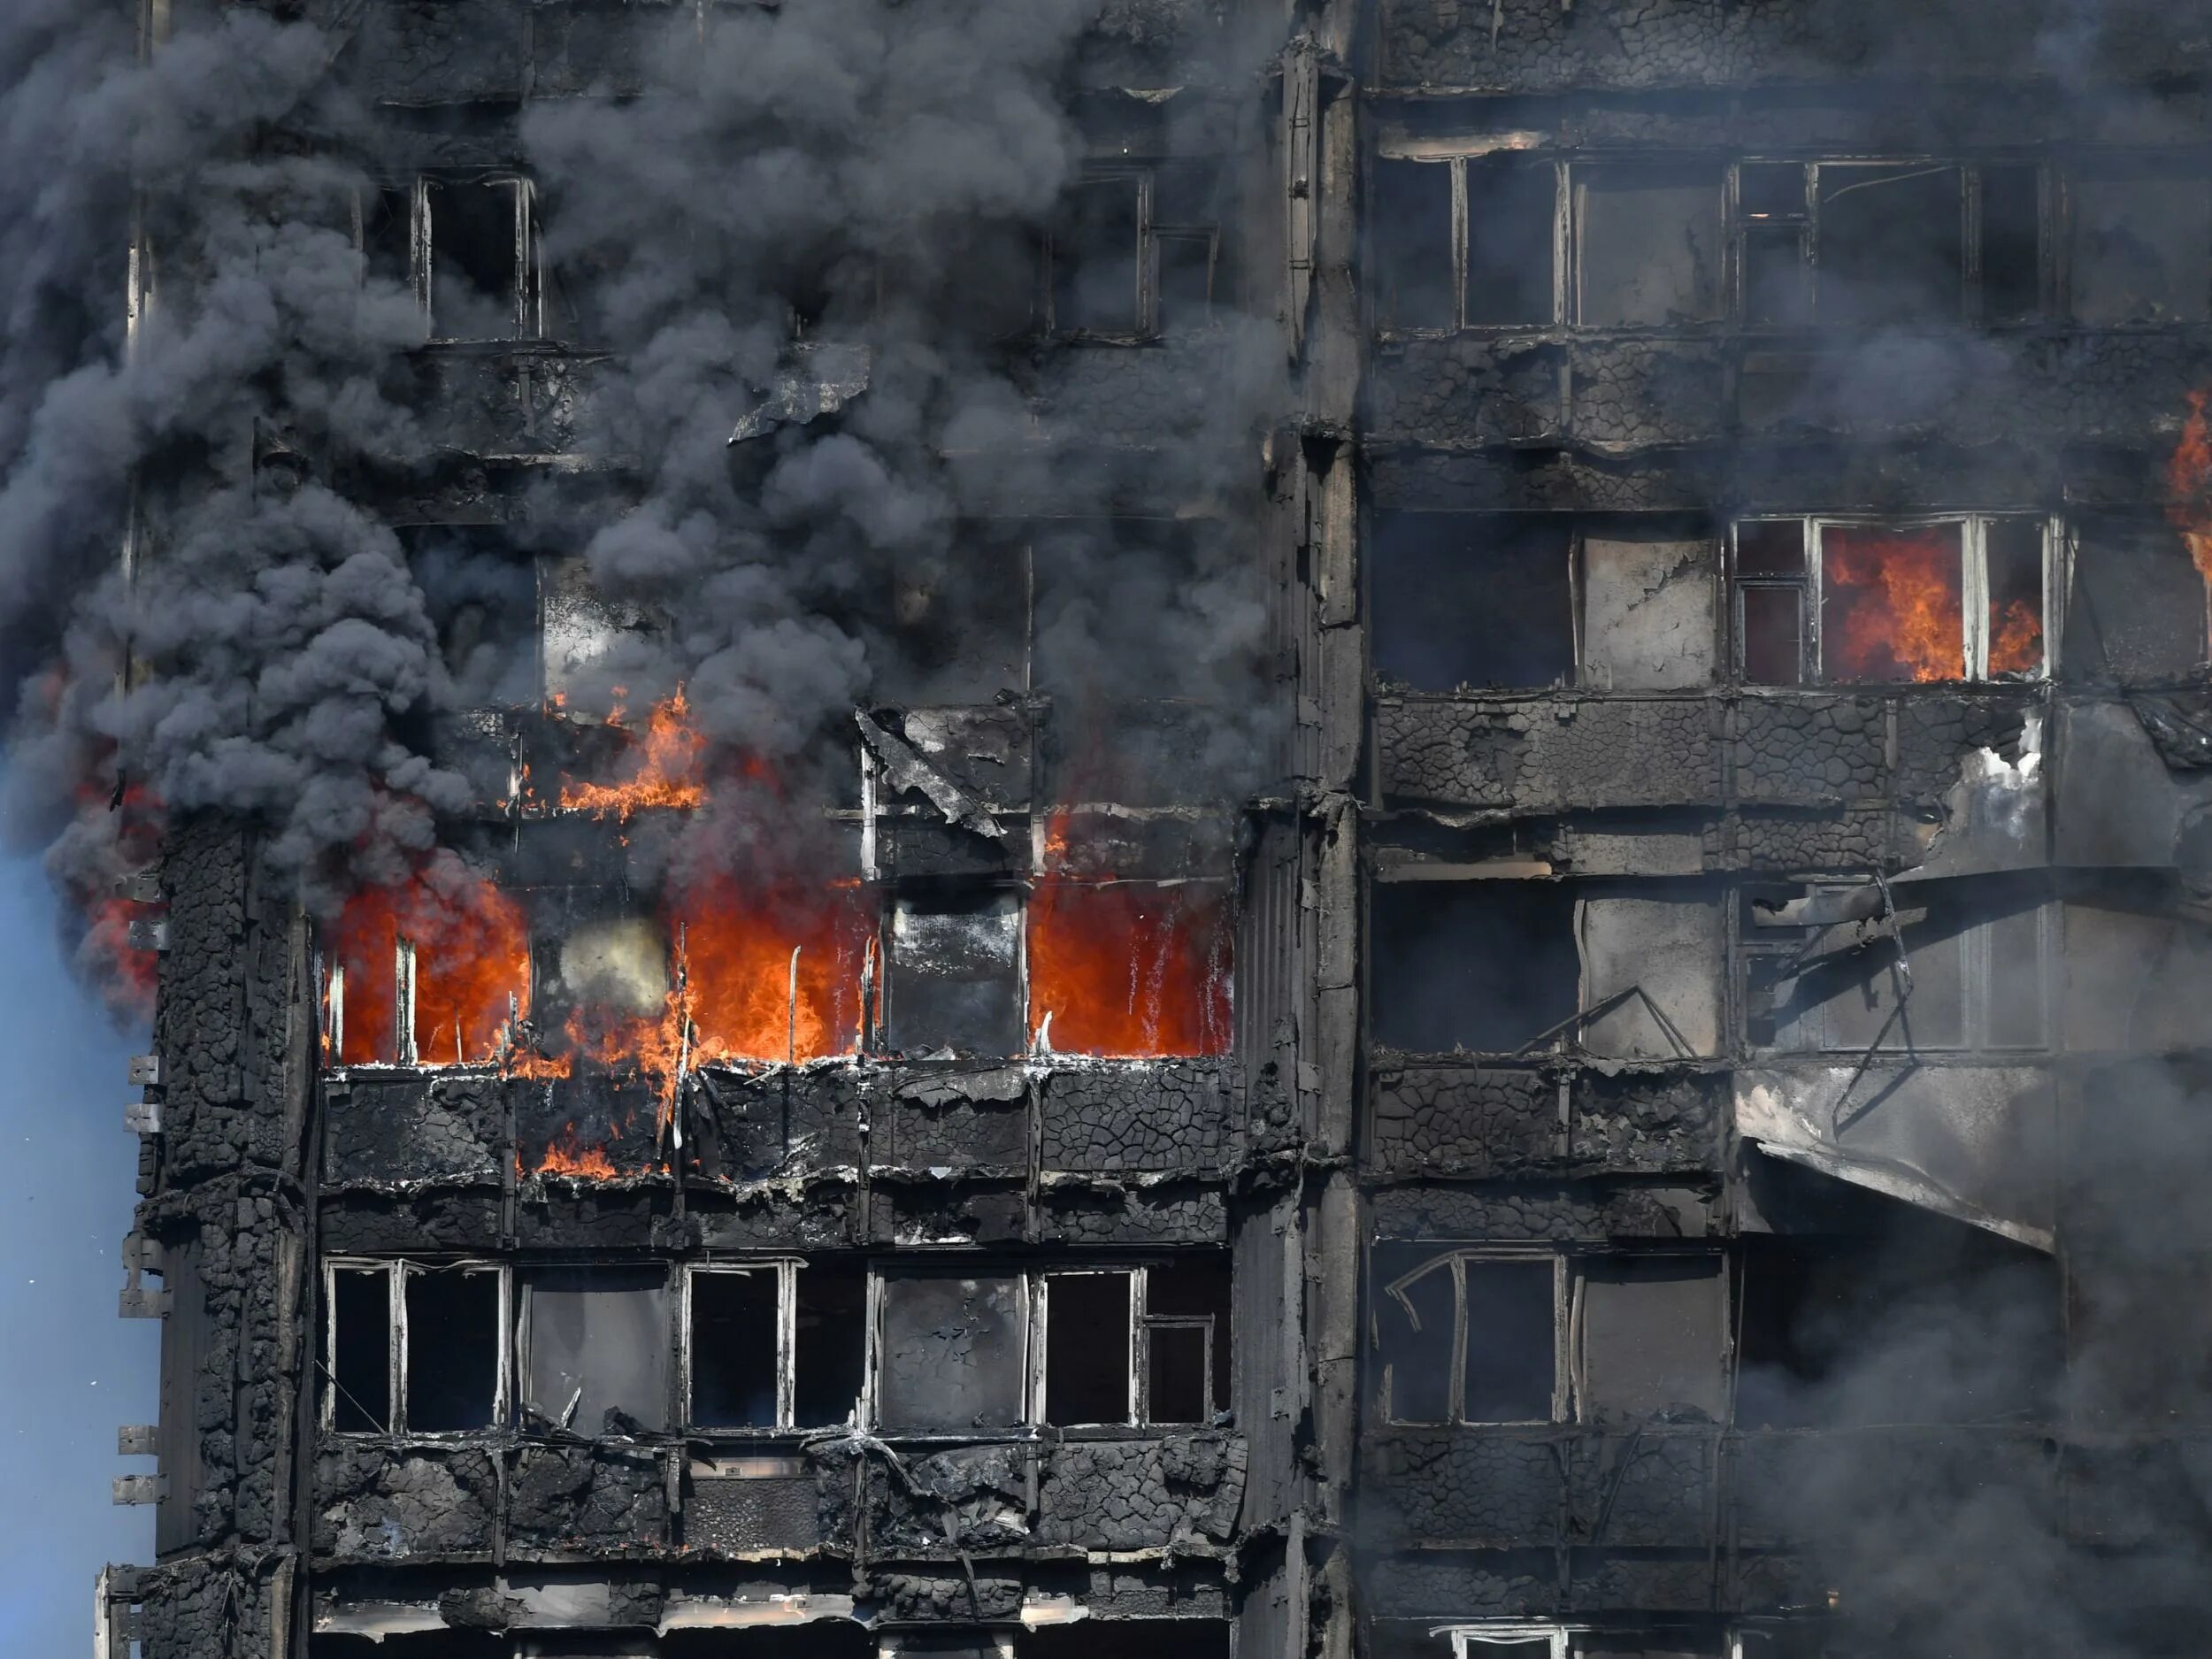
1821, 526, 1965, 684
532, 1123, 618, 1179
557, 689, 707, 818
1989, 598, 2044, 676
679, 873, 872, 1064
83, 895, 160, 1023
2168, 388, 2212, 585
327, 869, 531, 1066
1029, 814, 1231, 1056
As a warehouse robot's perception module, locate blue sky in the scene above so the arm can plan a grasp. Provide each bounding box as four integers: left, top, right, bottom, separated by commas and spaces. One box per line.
0, 852, 157, 1653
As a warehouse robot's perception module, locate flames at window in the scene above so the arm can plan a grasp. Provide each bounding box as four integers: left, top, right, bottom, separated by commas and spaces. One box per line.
327, 868, 533, 1066
1821, 525, 1966, 683
2168, 388, 2212, 584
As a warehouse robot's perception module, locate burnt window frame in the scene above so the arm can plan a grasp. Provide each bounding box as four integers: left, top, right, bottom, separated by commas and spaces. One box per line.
1373, 1248, 1730, 1428
1740, 879, 2056, 1057
1366, 148, 1570, 336
1728, 514, 2060, 686
357, 173, 545, 342
321, 933, 525, 1071
319, 1258, 511, 1438
1044, 165, 1227, 343
1033, 1263, 1229, 1429
682, 1259, 804, 1432
512, 1261, 680, 1435
1373, 1247, 1571, 1426
1730, 157, 2050, 328
862, 1260, 1231, 1437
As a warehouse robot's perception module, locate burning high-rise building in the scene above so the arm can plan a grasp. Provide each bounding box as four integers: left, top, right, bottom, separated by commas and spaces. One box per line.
22, 0, 2212, 1656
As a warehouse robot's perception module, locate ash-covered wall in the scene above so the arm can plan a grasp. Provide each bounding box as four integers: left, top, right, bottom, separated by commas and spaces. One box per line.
56, 1, 2212, 1659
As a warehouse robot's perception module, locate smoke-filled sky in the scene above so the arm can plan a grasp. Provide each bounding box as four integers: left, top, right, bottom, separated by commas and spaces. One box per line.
0, 847, 155, 1653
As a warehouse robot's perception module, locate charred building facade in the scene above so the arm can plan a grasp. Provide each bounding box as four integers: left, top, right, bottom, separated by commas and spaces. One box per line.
82, 2, 2212, 1659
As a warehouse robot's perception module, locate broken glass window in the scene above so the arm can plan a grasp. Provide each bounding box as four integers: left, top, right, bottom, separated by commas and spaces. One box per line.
426, 178, 529, 340
1575, 1256, 1727, 1424
875, 1271, 1026, 1433
1144, 1254, 1232, 1420
405, 1267, 501, 1432
519, 1269, 669, 1434
887, 891, 1024, 1057
2062, 518, 2208, 682
1463, 1260, 1557, 1422
1573, 165, 1724, 326
1981, 164, 2043, 323
1044, 1271, 1133, 1425
2070, 165, 2212, 325
1817, 165, 1964, 326
690, 1268, 781, 1429
1739, 163, 1811, 327
1372, 159, 1456, 332
1369, 881, 1579, 1054
1053, 176, 1144, 335
1373, 1245, 1456, 1424
1820, 523, 1968, 683
1370, 512, 1573, 691
329, 1266, 393, 1433
1464, 159, 1557, 326
792, 1261, 869, 1429
1373, 1248, 1557, 1424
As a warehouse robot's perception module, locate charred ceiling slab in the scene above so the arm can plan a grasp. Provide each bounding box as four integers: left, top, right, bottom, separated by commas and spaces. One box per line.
324, 1072, 507, 1187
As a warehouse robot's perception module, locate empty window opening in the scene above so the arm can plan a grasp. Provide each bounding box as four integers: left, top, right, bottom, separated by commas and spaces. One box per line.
518, 1269, 669, 1435
875, 1271, 1028, 1434
1044, 1271, 1133, 1425
794, 1261, 869, 1429
1817, 165, 1964, 326
1369, 881, 1579, 1054
1373, 1247, 1559, 1425
1039, 1256, 1230, 1427
2064, 518, 2210, 682
691, 1267, 782, 1429
1023, 1621, 1231, 1659
1738, 162, 1811, 326
329, 1267, 392, 1434
1465, 159, 1558, 326
1981, 165, 2043, 323
887, 890, 1024, 1058
1155, 163, 1229, 333
685, 1260, 869, 1432
1053, 176, 1145, 336
405, 1268, 501, 1432
2070, 165, 2212, 325
1371, 158, 1455, 332
1371, 513, 1573, 691
1737, 1206, 2062, 1428
1574, 165, 1724, 326
1575, 1256, 1727, 1425
426, 178, 533, 341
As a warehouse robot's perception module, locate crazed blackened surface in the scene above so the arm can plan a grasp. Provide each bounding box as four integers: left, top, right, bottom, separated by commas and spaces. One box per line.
1568, 1069, 1724, 1172
1040, 1060, 1229, 1172
1038, 1181, 1231, 1245
1370, 1182, 1716, 1240
324, 1071, 505, 1184
321, 1191, 504, 1254
684, 1467, 837, 1555
1375, 697, 1720, 810
1361, 1431, 1564, 1547
505, 1445, 669, 1554
1033, 1433, 1248, 1550
887, 1071, 1031, 1172
1571, 342, 1726, 449
865, 1443, 1033, 1553
1566, 1432, 1717, 1547
1893, 695, 2034, 803
1365, 340, 1563, 446
689, 1064, 870, 1183
1361, 1550, 1559, 1619
312, 1447, 498, 1558
872, 1570, 1028, 1621
1731, 696, 1888, 804
1369, 1063, 1561, 1177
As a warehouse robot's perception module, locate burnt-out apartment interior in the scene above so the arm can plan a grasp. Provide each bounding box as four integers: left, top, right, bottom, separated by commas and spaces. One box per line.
91, 2, 2212, 1659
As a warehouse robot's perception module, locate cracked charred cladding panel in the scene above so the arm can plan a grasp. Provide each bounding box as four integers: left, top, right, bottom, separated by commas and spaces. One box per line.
518, 1268, 670, 1435
876, 1271, 1027, 1434
1736, 1182, 2061, 1430
1370, 882, 1576, 1056
1026, 1624, 1232, 1659
1572, 165, 1724, 326
888, 891, 1024, 1057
